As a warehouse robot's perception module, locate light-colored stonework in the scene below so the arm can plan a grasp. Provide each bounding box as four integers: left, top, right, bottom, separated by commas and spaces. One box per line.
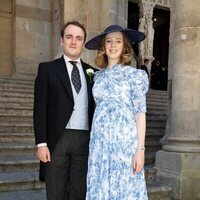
14, 0, 52, 76
0, 0, 13, 76
156, 0, 200, 199
0, 0, 170, 76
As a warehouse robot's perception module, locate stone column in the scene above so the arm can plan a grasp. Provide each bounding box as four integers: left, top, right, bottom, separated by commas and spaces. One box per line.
155, 0, 200, 199
138, 0, 155, 72
52, 0, 63, 59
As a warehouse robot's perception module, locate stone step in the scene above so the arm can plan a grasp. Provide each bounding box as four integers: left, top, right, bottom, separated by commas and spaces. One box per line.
0, 171, 44, 192
0, 155, 39, 172
0, 108, 32, 116
147, 120, 166, 128
0, 87, 33, 95
147, 108, 167, 115
0, 78, 34, 86
146, 152, 161, 162
145, 141, 161, 153
0, 113, 161, 123
0, 189, 46, 200
0, 103, 32, 111
145, 164, 156, 183
147, 90, 167, 96
145, 152, 156, 165
148, 89, 167, 95
0, 143, 36, 156
146, 129, 165, 142
147, 93, 167, 99
0, 114, 33, 122
146, 118, 166, 128
12, 71, 36, 79
147, 100, 167, 105
0, 91, 33, 99
0, 132, 34, 143
147, 182, 172, 200
147, 103, 167, 109
147, 105, 167, 112
0, 105, 167, 116
0, 78, 34, 87
0, 96, 33, 104
147, 114, 167, 121
0, 182, 172, 200
0, 121, 33, 133
147, 97, 167, 102
0, 101, 32, 109
0, 84, 33, 92
147, 101, 167, 107
147, 95, 167, 101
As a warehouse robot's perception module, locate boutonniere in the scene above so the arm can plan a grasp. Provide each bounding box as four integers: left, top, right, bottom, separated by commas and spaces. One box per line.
86, 68, 94, 83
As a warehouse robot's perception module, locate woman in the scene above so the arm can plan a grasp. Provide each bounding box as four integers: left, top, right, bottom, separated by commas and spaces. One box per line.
85, 25, 149, 200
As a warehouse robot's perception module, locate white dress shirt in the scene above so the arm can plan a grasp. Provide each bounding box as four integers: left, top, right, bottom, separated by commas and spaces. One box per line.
63, 55, 89, 130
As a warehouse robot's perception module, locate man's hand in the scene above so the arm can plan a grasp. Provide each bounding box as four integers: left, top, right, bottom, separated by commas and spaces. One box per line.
37, 146, 51, 163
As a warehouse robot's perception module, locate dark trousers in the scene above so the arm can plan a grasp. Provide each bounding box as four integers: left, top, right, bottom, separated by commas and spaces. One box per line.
45, 129, 90, 200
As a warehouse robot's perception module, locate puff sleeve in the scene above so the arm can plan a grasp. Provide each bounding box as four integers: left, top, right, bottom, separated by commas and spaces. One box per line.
129, 69, 149, 113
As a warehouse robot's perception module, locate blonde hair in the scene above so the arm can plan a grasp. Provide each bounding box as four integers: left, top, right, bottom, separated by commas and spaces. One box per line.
95, 32, 133, 68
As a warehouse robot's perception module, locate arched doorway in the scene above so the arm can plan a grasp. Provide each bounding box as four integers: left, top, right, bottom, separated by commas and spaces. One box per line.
127, 1, 170, 91
152, 7, 170, 90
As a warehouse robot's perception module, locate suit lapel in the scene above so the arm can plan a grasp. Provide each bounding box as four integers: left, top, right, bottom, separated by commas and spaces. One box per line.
52, 56, 74, 101
52, 57, 92, 102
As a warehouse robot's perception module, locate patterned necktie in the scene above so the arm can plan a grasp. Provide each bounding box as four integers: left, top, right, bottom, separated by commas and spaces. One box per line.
69, 61, 82, 93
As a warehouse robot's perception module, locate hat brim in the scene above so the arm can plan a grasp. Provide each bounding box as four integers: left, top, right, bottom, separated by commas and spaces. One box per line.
85, 27, 145, 50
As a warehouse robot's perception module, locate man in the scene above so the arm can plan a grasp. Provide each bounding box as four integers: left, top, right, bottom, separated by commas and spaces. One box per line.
138, 59, 149, 77
33, 21, 95, 200
150, 59, 162, 89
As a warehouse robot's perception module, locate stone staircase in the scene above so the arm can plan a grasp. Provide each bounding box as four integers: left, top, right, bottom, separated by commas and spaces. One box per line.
145, 90, 172, 200
0, 77, 46, 199
146, 90, 168, 165
0, 77, 172, 200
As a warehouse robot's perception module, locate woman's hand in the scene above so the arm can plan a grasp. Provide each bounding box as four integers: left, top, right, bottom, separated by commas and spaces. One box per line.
132, 150, 145, 174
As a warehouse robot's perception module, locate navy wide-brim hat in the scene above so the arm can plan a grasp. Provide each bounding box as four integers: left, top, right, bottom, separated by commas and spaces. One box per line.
85, 24, 145, 50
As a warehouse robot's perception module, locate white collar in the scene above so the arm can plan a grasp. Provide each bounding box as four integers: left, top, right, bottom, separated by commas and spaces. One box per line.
63, 54, 81, 65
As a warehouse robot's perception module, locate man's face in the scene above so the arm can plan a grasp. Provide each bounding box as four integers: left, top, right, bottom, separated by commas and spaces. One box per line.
61, 24, 85, 60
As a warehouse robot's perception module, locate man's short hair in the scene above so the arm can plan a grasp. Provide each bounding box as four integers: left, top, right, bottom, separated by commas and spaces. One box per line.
61, 21, 87, 42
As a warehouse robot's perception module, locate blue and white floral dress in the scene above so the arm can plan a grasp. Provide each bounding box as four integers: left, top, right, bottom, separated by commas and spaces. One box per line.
86, 64, 149, 200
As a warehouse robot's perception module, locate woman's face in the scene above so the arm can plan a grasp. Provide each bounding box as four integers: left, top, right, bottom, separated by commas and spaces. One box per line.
104, 31, 124, 65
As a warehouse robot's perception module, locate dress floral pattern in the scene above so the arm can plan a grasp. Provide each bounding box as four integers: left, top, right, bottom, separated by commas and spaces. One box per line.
86, 64, 149, 200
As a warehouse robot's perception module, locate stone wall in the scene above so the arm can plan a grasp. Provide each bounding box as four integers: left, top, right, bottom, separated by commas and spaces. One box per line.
61, 0, 128, 67
0, 0, 171, 76
14, 0, 53, 76
0, 0, 12, 76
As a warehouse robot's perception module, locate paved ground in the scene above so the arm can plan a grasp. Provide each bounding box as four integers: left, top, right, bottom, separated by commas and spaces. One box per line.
0, 189, 46, 200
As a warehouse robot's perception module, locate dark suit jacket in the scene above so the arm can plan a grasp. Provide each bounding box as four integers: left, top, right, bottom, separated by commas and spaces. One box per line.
33, 56, 95, 180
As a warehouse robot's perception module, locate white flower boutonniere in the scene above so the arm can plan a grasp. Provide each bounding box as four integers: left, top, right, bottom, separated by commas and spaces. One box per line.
86, 68, 94, 83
